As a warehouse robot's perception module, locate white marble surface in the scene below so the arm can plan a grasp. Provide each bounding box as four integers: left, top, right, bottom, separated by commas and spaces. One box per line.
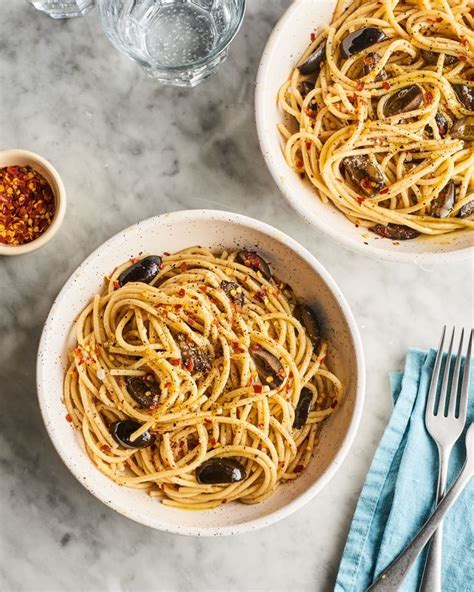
0, 2, 472, 591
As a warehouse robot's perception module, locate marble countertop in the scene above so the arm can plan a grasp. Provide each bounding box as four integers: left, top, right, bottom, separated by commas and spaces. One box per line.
0, 2, 472, 591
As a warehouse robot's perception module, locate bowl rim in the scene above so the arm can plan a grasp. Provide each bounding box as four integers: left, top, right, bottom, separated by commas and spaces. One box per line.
36, 209, 366, 536
0, 149, 67, 256
254, 0, 474, 264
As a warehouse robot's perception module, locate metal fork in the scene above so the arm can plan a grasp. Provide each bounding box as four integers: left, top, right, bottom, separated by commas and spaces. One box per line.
419, 327, 473, 592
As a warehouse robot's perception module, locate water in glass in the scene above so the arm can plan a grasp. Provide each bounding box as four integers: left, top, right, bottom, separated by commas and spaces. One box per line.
27, 0, 95, 18
99, 0, 246, 87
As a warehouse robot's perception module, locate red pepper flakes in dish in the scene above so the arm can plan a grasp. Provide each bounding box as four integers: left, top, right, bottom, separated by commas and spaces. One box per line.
0, 165, 56, 245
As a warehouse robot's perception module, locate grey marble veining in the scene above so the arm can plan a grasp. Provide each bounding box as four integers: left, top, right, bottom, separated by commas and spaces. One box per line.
0, 2, 472, 591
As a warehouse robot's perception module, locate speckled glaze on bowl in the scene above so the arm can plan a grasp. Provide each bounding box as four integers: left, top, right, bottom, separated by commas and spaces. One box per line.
37, 210, 365, 536
255, 0, 474, 263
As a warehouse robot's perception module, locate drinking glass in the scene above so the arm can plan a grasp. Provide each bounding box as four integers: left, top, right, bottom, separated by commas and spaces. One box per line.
27, 0, 95, 18
98, 0, 246, 87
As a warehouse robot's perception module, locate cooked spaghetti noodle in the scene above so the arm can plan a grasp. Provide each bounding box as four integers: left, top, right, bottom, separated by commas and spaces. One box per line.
278, 0, 474, 239
64, 248, 342, 509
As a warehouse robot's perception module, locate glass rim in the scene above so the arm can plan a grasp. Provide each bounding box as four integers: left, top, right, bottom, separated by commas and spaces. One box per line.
100, 0, 247, 73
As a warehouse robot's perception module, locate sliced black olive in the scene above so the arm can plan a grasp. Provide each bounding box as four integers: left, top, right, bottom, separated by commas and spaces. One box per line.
250, 345, 285, 387
298, 41, 326, 75
420, 49, 458, 66
118, 256, 162, 286
295, 303, 320, 348
293, 388, 313, 429
110, 420, 156, 449
358, 51, 388, 80
176, 333, 212, 373
426, 112, 450, 138
451, 116, 474, 141
220, 280, 245, 308
236, 250, 272, 280
125, 377, 160, 408
341, 27, 387, 58
458, 200, 474, 218
371, 223, 420, 240
431, 181, 455, 218
384, 84, 423, 117
196, 458, 246, 484
453, 84, 474, 111
341, 154, 384, 196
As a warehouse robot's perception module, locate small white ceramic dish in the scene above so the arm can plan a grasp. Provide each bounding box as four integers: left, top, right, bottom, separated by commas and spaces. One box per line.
37, 210, 365, 536
0, 149, 66, 256
255, 0, 474, 264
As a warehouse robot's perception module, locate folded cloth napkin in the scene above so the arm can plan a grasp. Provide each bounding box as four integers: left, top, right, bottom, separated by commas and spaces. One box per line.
335, 348, 474, 592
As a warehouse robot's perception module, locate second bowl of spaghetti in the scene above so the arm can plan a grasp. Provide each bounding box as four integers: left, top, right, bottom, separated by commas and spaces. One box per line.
256, 0, 474, 262
37, 210, 364, 535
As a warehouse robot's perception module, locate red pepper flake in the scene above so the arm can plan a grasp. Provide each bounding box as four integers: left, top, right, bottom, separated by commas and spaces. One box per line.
187, 315, 196, 325
470, 7, 474, 16
331, 399, 338, 408
296, 159, 304, 169
382, 81, 391, 90
185, 357, 194, 372
379, 187, 390, 195
221, 499, 228, 505
101, 444, 112, 453
253, 384, 263, 394
159, 262, 164, 270
174, 304, 183, 311
305, 141, 311, 150
424, 91, 433, 104
170, 358, 181, 366
180, 262, 188, 272
255, 290, 266, 302
356, 81, 365, 91
310, 32, 315, 42
65, 414, 73, 423
129, 257, 140, 263
164, 381, 171, 388
459, 55, 467, 62
436, 16, 442, 22
460, 38, 468, 47
0, 165, 56, 245
113, 280, 120, 290
232, 342, 245, 353
294, 465, 304, 473
204, 418, 212, 425
178, 288, 185, 297
209, 437, 217, 446
356, 196, 367, 205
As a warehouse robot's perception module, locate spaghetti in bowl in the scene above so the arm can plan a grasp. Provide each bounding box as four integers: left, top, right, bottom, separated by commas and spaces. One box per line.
256, 0, 474, 262
37, 210, 364, 534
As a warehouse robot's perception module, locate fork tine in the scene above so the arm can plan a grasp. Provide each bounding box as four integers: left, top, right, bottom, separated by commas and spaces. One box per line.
438, 327, 455, 416
425, 326, 446, 417
458, 329, 473, 422
448, 329, 464, 417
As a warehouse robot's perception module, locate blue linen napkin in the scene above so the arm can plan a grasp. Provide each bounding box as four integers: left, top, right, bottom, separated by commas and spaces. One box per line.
335, 348, 474, 592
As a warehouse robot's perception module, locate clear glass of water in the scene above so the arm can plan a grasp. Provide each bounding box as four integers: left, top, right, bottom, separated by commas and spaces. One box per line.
98, 0, 246, 87
27, 0, 95, 18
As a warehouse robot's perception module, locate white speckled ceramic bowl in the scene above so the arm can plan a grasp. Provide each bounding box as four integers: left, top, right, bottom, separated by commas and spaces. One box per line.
255, 0, 474, 263
37, 210, 365, 536
0, 149, 66, 256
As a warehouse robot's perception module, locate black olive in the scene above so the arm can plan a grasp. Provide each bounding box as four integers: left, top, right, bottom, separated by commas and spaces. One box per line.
458, 200, 474, 218
293, 388, 313, 429
341, 154, 385, 196
250, 345, 285, 387
431, 181, 455, 218
298, 41, 326, 75
451, 116, 474, 141
196, 458, 246, 484
236, 250, 272, 280
420, 49, 458, 66
220, 280, 245, 308
341, 27, 387, 58
295, 303, 320, 348
176, 334, 212, 373
426, 112, 450, 138
371, 223, 420, 240
125, 377, 160, 407
384, 84, 424, 117
360, 51, 388, 80
118, 256, 162, 286
110, 420, 156, 449
453, 85, 474, 111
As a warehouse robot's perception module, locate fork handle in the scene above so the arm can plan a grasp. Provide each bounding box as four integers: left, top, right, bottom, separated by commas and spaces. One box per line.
419, 444, 452, 592
366, 462, 472, 591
